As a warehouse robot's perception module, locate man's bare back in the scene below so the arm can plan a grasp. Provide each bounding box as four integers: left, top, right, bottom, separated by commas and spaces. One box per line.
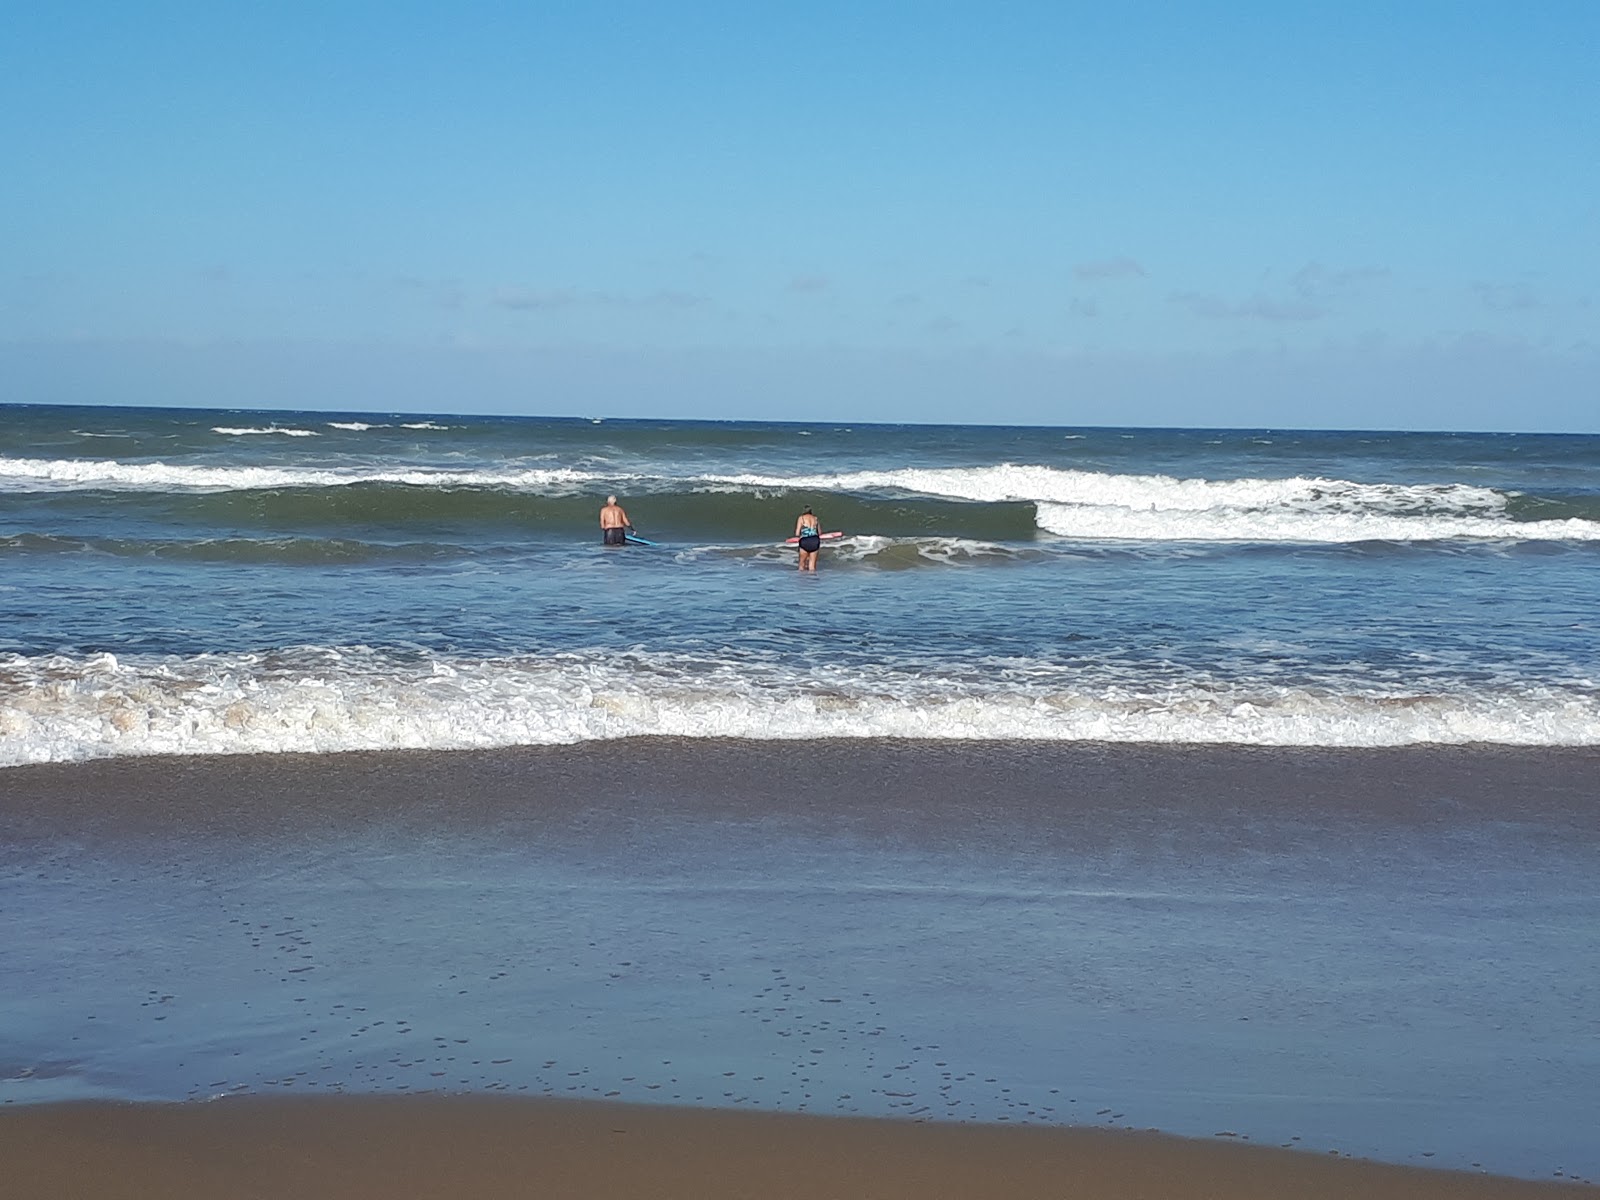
600, 495, 632, 546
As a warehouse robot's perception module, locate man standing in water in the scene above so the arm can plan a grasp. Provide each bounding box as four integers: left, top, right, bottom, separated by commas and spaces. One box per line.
794, 505, 822, 572
599, 495, 633, 546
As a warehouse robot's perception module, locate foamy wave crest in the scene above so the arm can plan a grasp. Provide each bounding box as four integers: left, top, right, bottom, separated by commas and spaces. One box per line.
706, 464, 1506, 513
5, 454, 1598, 542
0, 458, 620, 493
211, 426, 321, 437
4, 648, 1597, 766
679, 536, 1041, 569
1033, 504, 1600, 542
708, 465, 1600, 543
327, 422, 385, 431
821, 536, 1042, 567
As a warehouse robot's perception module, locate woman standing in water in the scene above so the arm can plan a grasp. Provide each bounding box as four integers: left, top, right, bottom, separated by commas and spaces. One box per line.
794, 505, 821, 572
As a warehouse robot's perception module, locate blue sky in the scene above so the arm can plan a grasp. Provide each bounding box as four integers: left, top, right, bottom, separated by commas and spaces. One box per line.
2, 1, 1596, 429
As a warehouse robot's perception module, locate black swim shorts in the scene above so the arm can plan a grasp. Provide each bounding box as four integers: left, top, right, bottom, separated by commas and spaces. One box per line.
603, 526, 627, 546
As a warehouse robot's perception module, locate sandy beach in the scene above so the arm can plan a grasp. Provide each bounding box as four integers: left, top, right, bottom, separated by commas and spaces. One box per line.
3, 1094, 1596, 1199
3, 741, 1598, 1186
9, 0, 1600, 1190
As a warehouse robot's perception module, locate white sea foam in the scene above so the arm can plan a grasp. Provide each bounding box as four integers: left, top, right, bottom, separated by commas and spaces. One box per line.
705, 464, 1510, 516
699, 465, 1600, 543
211, 426, 322, 437
677, 536, 1038, 568
401, 422, 450, 430
0, 457, 613, 493
824, 536, 1037, 566
2, 648, 1597, 767
327, 422, 384, 431
1031, 503, 1600, 542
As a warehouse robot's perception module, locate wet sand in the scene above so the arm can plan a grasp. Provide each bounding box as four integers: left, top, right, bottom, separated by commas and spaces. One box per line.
5, 738, 1598, 840
3, 741, 1598, 1182
3, 1095, 1595, 1199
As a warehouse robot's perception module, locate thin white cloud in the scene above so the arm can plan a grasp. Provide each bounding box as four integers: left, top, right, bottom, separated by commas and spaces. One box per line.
636, 290, 707, 310
1290, 263, 1388, 302
491, 287, 707, 311
1471, 281, 1544, 312
1073, 257, 1146, 282
395, 276, 466, 310
1167, 263, 1385, 323
493, 287, 582, 311
1171, 291, 1325, 322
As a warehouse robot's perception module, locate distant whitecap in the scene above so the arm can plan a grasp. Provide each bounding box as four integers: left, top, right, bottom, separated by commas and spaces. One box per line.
212, 426, 320, 437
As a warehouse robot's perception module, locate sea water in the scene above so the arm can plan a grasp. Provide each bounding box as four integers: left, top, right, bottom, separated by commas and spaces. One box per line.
4, 404, 1600, 1179
2, 404, 1598, 765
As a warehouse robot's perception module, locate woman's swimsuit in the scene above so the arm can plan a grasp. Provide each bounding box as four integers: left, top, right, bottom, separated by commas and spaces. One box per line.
798, 523, 821, 553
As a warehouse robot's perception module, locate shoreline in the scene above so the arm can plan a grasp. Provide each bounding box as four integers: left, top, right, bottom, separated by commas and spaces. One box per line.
3, 1096, 1594, 1199
5, 737, 1598, 831
5, 738, 1596, 1181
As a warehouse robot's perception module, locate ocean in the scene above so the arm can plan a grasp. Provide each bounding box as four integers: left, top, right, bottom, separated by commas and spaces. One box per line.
2, 404, 1598, 762
2, 403, 1598, 1182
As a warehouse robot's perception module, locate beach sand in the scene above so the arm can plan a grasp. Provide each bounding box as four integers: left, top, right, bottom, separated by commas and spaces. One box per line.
3, 742, 1597, 1185
3, 1094, 1595, 1199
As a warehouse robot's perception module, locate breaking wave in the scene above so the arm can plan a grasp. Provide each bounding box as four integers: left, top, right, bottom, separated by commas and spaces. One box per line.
3, 457, 1598, 543
3, 647, 1598, 766
211, 426, 322, 437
